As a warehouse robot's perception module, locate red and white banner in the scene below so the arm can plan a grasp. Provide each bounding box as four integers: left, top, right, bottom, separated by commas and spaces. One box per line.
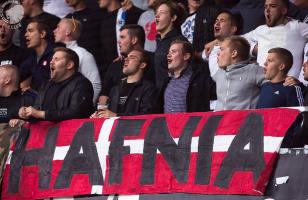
1, 108, 299, 199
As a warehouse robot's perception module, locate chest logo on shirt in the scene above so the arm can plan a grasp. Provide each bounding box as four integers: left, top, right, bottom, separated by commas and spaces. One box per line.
274, 91, 280, 95
0, 108, 8, 117
43, 60, 48, 66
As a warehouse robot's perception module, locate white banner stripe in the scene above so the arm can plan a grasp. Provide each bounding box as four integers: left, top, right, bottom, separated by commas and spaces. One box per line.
6, 150, 13, 165
52, 135, 284, 160
91, 185, 103, 195
118, 194, 140, 200
53, 146, 70, 160
96, 118, 118, 182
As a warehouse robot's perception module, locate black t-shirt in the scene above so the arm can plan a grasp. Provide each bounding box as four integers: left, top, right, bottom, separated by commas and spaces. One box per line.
117, 81, 136, 113
0, 90, 35, 123
0, 45, 29, 68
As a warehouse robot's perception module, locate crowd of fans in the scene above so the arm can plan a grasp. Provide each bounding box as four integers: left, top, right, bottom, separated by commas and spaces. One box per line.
0, 0, 308, 127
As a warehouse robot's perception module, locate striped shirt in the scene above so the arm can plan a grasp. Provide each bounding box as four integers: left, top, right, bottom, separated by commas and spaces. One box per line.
164, 67, 193, 113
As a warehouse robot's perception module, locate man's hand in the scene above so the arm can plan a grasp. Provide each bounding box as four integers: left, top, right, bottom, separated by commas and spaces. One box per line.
18, 106, 29, 119
204, 39, 218, 57
284, 76, 299, 86
94, 109, 117, 118
18, 106, 45, 119
25, 106, 45, 119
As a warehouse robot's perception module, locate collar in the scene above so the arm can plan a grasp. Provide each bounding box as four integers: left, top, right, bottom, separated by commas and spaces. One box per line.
156, 28, 180, 41
225, 60, 250, 72
65, 40, 78, 49
168, 66, 192, 79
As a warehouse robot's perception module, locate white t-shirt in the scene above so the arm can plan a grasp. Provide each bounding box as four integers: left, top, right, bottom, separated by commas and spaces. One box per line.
43, 0, 74, 18
243, 19, 308, 79
181, 13, 196, 44
138, 10, 157, 52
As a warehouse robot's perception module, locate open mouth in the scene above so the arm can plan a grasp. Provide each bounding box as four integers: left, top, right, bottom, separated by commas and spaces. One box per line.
214, 26, 220, 33
0, 33, 5, 40
167, 58, 172, 64
25, 38, 30, 46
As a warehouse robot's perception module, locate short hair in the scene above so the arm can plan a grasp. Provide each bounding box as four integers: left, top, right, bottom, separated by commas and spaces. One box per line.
132, 48, 150, 68
28, 19, 53, 42
53, 47, 79, 70
37, 0, 44, 7
155, 0, 186, 30
0, 64, 19, 87
279, 0, 290, 10
170, 39, 194, 60
218, 10, 244, 35
224, 36, 250, 61
61, 18, 82, 40
268, 47, 293, 74
120, 24, 145, 48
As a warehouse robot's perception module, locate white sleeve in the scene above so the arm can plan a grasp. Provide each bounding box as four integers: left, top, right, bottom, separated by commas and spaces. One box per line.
79, 52, 102, 104
299, 21, 308, 38
243, 28, 259, 56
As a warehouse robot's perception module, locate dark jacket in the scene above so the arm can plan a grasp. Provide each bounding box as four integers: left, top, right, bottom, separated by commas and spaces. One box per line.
34, 72, 94, 121
156, 68, 216, 113
108, 78, 157, 116
193, 5, 220, 53
65, 7, 102, 68
100, 51, 155, 97
155, 29, 186, 88
100, 6, 144, 79
20, 43, 56, 91
0, 90, 36, 123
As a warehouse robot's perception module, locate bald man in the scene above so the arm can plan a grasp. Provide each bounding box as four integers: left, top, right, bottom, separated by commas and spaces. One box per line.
0, 65, 35, 123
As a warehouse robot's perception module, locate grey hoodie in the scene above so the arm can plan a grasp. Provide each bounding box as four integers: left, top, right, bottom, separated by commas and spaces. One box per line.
213, 62, 266, 111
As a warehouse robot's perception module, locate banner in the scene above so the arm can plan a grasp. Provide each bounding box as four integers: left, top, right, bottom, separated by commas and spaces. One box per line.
1, 109, 299, 199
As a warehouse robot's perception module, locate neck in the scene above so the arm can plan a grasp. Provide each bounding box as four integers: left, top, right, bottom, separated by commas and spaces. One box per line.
64, 37, 75, 44
29, 7, 43, 17
188, 5, 198, 14
108, 1, 121, 12
270, 74, 286, 83
74, 1, 86, 11
55, 71, 75, 83
35, 41, 48, 57
1, 86, 17, 97
173, 63, 188, 78
122, 1, 133, 11
127, 72, 143, 83
159, 25, 173, 39
0, 43, 12, 52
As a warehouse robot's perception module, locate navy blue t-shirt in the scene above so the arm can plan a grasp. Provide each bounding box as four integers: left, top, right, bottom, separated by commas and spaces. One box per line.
257, 81, 304, 109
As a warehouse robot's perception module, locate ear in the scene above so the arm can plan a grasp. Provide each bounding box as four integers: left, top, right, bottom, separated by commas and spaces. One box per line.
279, 63, 286, 71
183, 53, 191, 61
40, 30, 47, 39
281, 7, 288, 16
139, 62, 147, 70
67, 60, 75, 70
131, 36, 138, 46
4, 77, 10, 85
171, 14, 177, 23
230, 26, 237, 35
231, 49, 238, 59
